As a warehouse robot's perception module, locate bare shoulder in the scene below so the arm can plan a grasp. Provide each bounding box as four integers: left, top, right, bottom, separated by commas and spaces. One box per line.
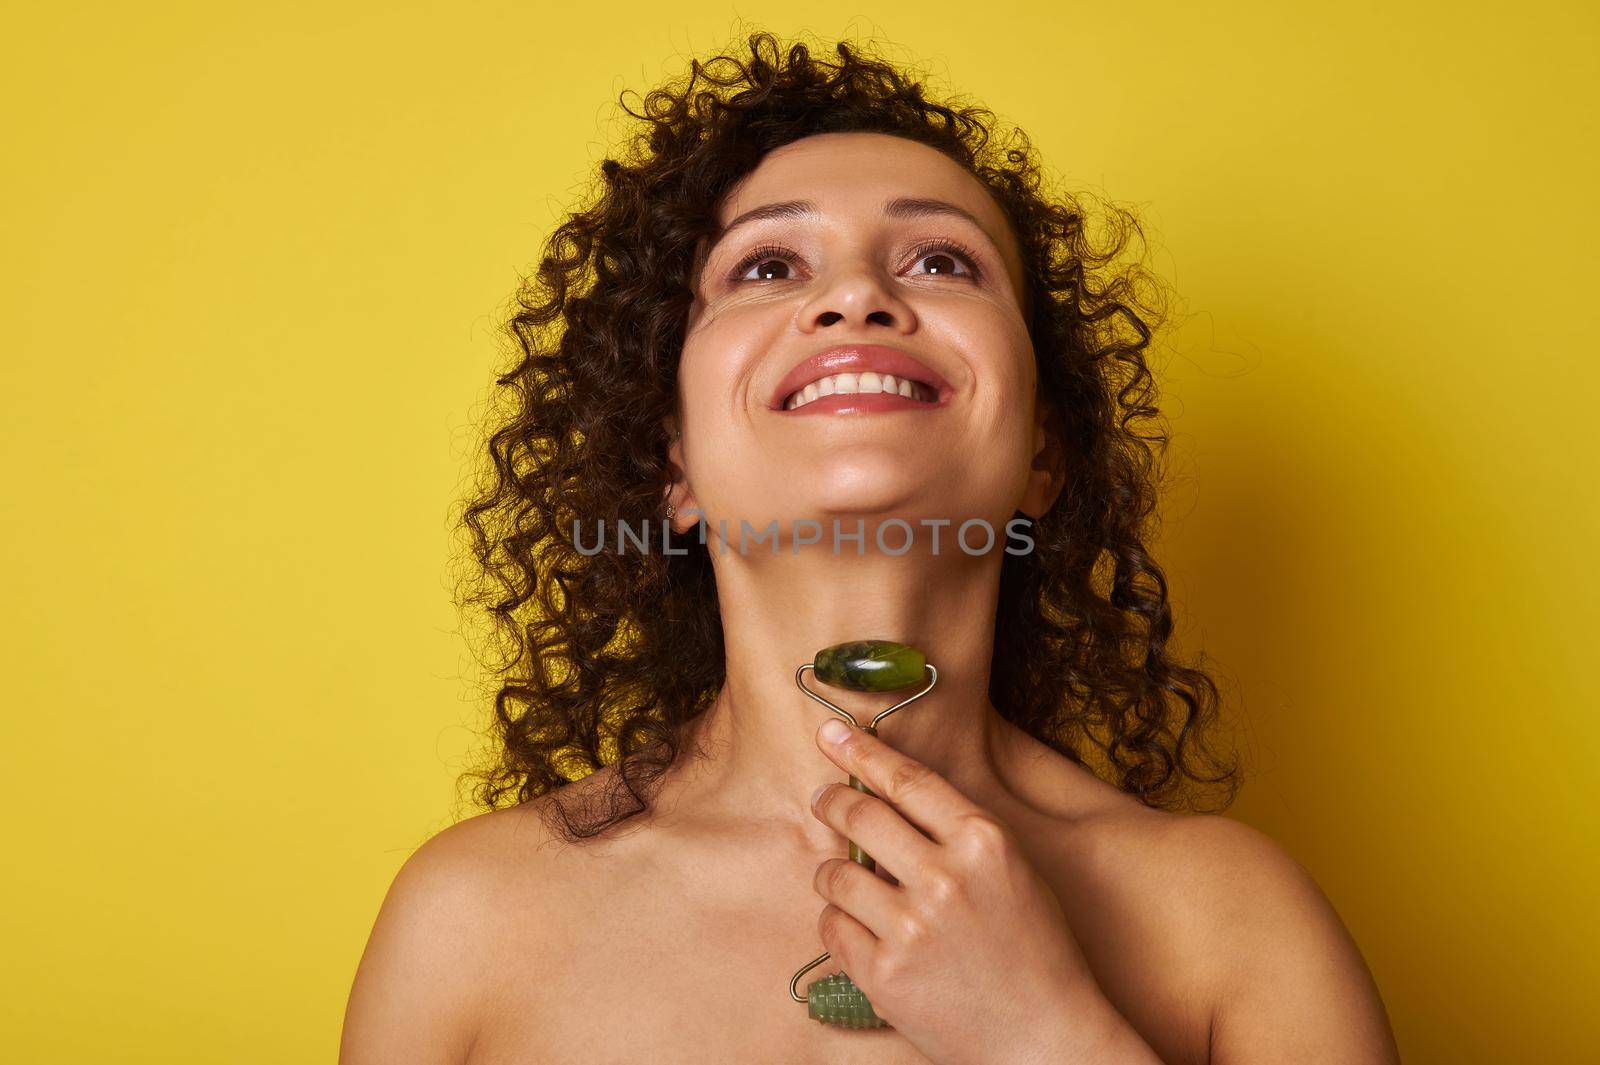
1103, 809, 1402, 1064
338, 801, 560, 1065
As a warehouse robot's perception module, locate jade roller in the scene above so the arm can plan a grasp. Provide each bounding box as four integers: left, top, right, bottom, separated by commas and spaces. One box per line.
787, 639, 939, 1029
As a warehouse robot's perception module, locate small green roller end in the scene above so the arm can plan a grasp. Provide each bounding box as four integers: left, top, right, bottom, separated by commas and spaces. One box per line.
805, 971, 888, 1029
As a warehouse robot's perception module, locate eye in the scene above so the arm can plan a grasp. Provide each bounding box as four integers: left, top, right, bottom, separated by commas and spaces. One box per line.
729, 243, 799, 283
724, 237, 985, 285
904, 238, 982, 281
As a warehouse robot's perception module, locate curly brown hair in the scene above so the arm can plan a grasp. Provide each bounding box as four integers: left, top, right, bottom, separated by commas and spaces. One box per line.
450, 29, 1242, 842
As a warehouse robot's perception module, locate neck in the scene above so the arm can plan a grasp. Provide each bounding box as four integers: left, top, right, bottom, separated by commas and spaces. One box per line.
660, 540, 1021, 859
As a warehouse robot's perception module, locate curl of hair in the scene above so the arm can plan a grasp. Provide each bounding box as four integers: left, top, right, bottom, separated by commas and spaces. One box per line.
451, 29, 1241, 843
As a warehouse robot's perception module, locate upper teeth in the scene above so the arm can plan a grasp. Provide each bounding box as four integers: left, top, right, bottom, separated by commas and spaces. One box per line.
784, 372, 936, 409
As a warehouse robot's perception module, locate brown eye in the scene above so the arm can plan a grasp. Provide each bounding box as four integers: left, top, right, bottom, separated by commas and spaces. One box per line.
745, 258, 792, 281
730, 243, 800, 283
906, 241, 979, 279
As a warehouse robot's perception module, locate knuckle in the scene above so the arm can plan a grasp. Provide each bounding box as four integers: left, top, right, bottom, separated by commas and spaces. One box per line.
897, 909, 930, 944
870, 948, 902, 988
920, 867, 959, 907
841, 795, 875, 835
885, 759, 933, 804
956, 813, 1012, 856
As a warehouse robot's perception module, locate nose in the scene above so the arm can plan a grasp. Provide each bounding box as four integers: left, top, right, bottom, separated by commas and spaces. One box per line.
797, 258, 916, 333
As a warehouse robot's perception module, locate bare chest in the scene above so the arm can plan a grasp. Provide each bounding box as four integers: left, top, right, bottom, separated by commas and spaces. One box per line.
467, 876, 938, 1063
466, 823, 1212, 1065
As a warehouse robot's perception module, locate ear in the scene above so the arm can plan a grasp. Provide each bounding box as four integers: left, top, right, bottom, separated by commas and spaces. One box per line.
661, 418, 700, 534
1018, 397, 1067, 520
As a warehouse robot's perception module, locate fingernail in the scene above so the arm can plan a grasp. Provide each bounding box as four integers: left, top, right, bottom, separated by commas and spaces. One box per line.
810, 782, 830, 807
819, 719, 851, 744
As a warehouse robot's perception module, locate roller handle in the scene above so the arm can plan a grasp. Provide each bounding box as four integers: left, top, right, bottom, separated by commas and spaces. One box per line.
846, 726, 879, 871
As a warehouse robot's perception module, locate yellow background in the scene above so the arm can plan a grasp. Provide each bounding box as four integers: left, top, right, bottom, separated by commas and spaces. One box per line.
3, 4, 1594, 1061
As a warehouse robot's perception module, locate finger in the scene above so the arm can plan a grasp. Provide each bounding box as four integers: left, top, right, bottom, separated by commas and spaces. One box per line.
812, 780, 937, 884
816, 721, 979, 844
813, 856, 903, 940
817, 901, 878, 982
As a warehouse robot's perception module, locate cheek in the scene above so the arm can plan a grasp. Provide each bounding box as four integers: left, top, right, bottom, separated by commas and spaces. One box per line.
969, 340, 1038, 421
679, 304, 790, 415
674, 354, 719, 413
996, 329, 1039, 408
672, 343, 760, 469
964, 337, 1040, 482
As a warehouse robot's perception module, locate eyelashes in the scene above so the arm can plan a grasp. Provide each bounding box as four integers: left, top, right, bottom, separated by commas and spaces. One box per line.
725, 237, 985, 285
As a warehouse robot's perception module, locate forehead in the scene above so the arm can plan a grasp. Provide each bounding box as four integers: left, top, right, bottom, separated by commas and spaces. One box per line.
707, 132, 1024, 283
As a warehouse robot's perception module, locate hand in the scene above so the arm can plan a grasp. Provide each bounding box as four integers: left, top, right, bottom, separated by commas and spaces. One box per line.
807, 720, 1149, 1065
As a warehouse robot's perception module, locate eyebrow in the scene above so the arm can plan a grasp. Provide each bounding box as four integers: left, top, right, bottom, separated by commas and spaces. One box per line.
706, 196, 1005, 259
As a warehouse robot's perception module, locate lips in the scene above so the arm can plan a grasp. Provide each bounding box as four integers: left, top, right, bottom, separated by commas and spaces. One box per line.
768, 344, 953, 410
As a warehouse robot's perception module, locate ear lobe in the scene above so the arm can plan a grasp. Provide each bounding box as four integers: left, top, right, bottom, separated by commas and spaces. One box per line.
662, 423, 698, 534
665, 485, 699, 533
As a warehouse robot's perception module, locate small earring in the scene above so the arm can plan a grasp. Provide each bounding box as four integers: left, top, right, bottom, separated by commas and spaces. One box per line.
665, 502, 677, 518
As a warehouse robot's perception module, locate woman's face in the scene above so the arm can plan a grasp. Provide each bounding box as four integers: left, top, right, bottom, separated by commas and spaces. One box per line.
670, 131, 1059, 548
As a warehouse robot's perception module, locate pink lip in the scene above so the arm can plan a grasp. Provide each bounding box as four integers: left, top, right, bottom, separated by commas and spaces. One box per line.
769, 344, 953, 412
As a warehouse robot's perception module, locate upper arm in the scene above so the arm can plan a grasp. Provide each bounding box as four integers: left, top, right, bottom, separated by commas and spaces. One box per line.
1190, 816, 1402, 1065
339, 815, 506, 1065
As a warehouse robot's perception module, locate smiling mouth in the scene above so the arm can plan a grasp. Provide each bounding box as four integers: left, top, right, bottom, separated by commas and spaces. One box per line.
782, 371, 941, 411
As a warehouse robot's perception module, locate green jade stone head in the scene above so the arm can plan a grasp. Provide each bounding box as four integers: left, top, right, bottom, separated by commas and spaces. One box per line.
805, 971, 887, 1028
813, 640, 927, 692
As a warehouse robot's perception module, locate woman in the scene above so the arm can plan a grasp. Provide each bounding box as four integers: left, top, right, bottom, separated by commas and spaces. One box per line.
341, 32, 1401, 1065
